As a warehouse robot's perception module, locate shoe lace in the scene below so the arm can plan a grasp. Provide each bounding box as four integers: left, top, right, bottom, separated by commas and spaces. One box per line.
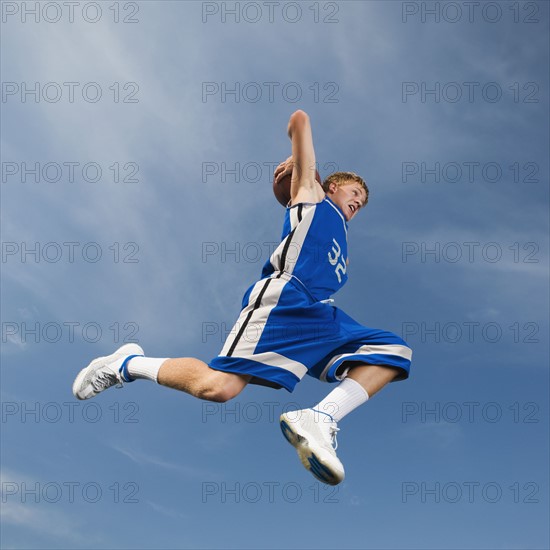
92, 370, 123, 392
310, 408, 340, 451
328, 424, 340, 450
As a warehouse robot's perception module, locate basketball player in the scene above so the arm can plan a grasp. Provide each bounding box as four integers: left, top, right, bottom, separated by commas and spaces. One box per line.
72, 110, 412, 485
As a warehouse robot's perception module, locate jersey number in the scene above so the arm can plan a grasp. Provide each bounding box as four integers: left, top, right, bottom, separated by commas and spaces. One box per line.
327, 238, 346, 283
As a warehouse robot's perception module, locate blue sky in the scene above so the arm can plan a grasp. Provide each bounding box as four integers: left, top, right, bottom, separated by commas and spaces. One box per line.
1, 1, 549, 548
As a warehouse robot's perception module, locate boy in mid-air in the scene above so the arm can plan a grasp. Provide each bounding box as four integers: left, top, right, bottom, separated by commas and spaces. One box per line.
73, 110, 412, 485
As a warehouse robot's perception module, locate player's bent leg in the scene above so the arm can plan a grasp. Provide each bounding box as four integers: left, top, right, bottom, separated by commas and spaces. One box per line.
157, 358, 250, 403
73, 346, 250, 403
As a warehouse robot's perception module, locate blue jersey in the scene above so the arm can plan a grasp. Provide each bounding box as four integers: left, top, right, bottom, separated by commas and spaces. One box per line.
210, 196, 412, 392
261, 197, 348, 302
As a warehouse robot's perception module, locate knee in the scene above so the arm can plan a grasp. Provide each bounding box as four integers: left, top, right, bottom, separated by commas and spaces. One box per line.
200, 386, 236, 404
197, 372, 242, 403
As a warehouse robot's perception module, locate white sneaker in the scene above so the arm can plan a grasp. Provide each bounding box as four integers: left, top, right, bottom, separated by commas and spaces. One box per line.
280, 408, 345, 485
72, 343, 144, 400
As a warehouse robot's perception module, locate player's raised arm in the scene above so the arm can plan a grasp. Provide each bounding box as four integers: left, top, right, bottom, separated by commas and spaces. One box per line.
287, 110, 325, 205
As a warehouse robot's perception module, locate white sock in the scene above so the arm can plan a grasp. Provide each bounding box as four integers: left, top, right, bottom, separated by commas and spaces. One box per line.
126, 357, 168, 383
313, 378, 369, 423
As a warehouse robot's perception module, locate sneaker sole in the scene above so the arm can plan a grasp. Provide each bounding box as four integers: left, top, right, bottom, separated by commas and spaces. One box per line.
280, 415, 343, 486
72, 343, 143, 400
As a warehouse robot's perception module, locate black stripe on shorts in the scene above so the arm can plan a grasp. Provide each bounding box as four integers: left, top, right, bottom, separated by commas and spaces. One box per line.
226, 278, 272, 357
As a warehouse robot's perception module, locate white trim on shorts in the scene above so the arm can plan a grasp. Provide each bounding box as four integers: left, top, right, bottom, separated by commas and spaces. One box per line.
318, 344, 413, 382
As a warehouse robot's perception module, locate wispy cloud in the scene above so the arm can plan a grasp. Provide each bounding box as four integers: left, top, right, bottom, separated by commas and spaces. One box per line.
108, 442, 221, 480
0, 468, 100, 547
145, 499, 188, 520
1, 501, 90, 545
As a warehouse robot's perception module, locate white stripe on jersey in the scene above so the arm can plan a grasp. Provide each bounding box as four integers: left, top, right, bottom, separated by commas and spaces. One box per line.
269, 203, 315, 275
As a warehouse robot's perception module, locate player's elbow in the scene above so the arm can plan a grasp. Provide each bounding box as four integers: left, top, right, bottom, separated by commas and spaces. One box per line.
288, 110, 310, 136
290, 109, 309, 123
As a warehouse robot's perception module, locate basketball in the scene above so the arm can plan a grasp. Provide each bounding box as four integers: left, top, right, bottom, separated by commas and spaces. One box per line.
273, 170, 322, 206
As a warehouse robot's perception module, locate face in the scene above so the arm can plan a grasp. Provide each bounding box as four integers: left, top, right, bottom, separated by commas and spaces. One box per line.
327, 182, 367, 221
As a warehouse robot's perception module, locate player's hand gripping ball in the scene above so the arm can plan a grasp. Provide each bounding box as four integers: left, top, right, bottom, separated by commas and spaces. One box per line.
273, 156, 322, 206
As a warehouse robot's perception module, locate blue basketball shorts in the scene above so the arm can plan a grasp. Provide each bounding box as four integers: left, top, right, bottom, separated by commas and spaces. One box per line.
208, 274, 412, 392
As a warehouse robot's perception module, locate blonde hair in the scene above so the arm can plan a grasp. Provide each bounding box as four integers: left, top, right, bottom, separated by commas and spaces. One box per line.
322, 172, 369, 206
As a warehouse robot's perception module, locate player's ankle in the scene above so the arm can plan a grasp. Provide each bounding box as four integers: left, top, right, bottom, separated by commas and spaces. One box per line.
313, 377, 369, 423
125, 356, 168, 383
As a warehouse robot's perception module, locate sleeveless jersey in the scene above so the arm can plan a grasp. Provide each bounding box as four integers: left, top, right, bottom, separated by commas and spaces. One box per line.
261, 197, 349, 302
